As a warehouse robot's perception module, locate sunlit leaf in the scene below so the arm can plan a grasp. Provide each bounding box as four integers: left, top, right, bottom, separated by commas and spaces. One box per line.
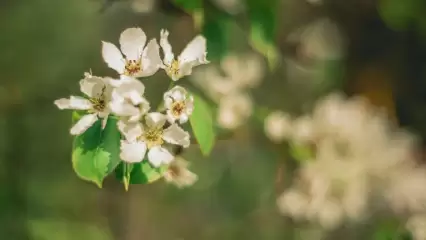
72, 112, 121, 188
288, 142, 314, 163
247, 0, 280, 69
189, 92, 216, 156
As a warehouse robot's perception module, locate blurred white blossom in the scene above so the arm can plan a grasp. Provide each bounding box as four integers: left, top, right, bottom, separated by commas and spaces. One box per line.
163, 156, 198, 188
217, 92, 253, 130
102, 28, 162, 77
211, 0, 245, 15
264, 111, 292, 143
277, 93, 422, 230
191, 53, 264, 130
131, 0, 155, 13
288, 18, 344, 61
160, 29, 209, 81
407, 215, 426, 240
54, 73, 113, 135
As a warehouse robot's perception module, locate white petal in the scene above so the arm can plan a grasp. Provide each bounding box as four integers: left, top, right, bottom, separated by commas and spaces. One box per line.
178, 35, 209, 66
101, 41, 125, 74
163, 124, 190, 147
70, 113, 98, 135
178, 114, 189, 124
54, 96, 92, 110
148, 146, 174, 167
79, 74, 108, 98
120, 140, 147, 163
112, 78, 145, 104
138, 39, 162, 77
109, 99, 139, 117
159, 29, 174, 66
118, 120, 144, 141
119, 28, 147, 60
163, 86, 187, 108
145, 112, 167, 129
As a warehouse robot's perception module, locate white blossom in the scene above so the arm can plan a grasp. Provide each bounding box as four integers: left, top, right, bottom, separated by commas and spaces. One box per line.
163, 86, 194, 124
264, 111, 292, 143
159, 29, 209, 81
102, 28, 162, 78
277, 93, 420, 229
217, 92, 253, 130
119, 113, 190, 167
109, 76, 150, 122
54, 73, 113, 135
163, 156, 198, 188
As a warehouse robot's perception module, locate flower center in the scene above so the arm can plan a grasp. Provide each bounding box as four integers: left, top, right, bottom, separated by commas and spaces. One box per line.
167, 60, 180, 77
124, 59, 142, 76
140, 128, 164, 149
171, 101, 185, 117
89, 85, 107, 112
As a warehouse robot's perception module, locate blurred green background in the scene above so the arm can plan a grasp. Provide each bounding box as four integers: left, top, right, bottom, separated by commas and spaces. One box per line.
1, 0, 426, 239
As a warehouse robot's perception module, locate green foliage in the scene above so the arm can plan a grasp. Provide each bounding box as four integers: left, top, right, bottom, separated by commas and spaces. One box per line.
115, 161, 169, 185
379, 0, 425, 31
202, 4, 231, 61
246, 0, 280, 69
373, 219, 413, 240
190, 92, 216, 156
71, 112, 121, 188
29, 219, 112, 240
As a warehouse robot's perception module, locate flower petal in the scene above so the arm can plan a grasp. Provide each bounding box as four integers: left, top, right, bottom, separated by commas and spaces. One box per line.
159, 29, 174, 66
145, 112, 167, 129
163, 124, 190, 147
147, 146, 174, 167
178, 35, 209, 66
120, 140, 147, 163
119, 27, 147, 60
54, 96, 92, 110
112, 77, 145, 104
109, 98, 139, 117
70, 113, 98, 135
138, 39, 162, 77
102, 41, 126, 74
79, 74, 109, 98
118, 120, 144, 141
163, 85, 186, 108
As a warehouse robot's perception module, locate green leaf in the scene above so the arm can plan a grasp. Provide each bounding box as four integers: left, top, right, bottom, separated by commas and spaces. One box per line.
247, 0, 280, 69
378, 0, 423, 31
289, 142, 314, 163
373, 219, 413, 240
115, 161, 169, 185
72, 112, 121, 187
202, 8, 230, 61
189, 92, 216, 156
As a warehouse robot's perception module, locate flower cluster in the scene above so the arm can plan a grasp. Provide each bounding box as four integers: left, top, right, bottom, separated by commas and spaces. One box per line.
269, 93, 426, 231
55, 27, 208, 187
191, 53, 264, 130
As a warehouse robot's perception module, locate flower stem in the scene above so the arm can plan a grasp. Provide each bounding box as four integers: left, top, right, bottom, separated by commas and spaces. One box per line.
123, 163, 131, 192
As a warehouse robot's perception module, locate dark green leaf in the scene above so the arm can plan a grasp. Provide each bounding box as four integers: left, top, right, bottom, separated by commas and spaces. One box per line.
72, 112, 121, 187
202, 9, 230, 61
189, 92, 216, 156
115, 161, 169, 184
